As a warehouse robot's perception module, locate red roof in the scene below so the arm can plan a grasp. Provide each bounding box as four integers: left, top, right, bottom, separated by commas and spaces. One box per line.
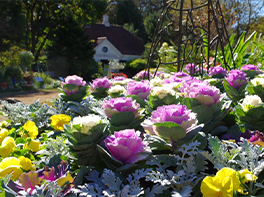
83, 24, 145, 56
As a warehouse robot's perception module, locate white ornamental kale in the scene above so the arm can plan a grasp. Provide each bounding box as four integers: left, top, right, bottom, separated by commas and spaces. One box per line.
241, 94, 263, 112
72, 114, 105, 134
250, 77, 264, 87
146, 141, 206, 196
108, 85, 126, 94
151, 86, 176, 99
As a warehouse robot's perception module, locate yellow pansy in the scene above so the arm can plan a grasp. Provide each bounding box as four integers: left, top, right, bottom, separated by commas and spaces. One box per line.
23, 120, 38, 138
0, 137, 16, 158
24, 139, 41, 152
201, 167, 243, 197
0, 121, 7, 127
0, 128, 9, 144
18, 156, 35, 171
0, 157, 23, 180
239, 169, 258, 183
50, 114, 71, 131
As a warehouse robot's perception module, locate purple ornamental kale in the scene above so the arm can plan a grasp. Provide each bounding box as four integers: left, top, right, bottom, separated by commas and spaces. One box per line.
102, 97, 140, 119
104, 129, 149, 164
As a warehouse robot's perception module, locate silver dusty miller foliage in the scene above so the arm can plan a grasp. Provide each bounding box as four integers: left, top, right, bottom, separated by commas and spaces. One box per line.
1, 100, 57, 128
53, 96, 106, 119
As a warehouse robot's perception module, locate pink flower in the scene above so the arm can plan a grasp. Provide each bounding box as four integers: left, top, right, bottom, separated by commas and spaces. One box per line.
102, 97, 140, 119
162, 76, 194, 84
104, 129, 149, 164
241, 64, 261, 72
127, 80, 151, 100
174, 71, 189, 77
112, 76, 126, 81
208, 66, 227, 77
91, 76, 111, 90
225, 70, 247, 90
151, 104, 197, 131
63, 75, 86, 86
134, 71, 153, 80
61, 75, 86, 95
185, 63, 199, 75
180, 81, 221, 107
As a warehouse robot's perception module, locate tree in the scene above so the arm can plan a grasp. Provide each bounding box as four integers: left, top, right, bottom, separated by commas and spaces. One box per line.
47, 15, 97, 80
220, 0, 264, 36
22, 0, 107, 62
108, 0, 147, 42
134, 0, 165, 19
144, 12, 161, 42
0, 1, 25, 51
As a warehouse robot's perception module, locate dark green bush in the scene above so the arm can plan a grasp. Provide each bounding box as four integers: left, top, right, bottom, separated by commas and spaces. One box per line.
4, 66, 22, 79
123, 58, 157, 78
0, 69, 6, 82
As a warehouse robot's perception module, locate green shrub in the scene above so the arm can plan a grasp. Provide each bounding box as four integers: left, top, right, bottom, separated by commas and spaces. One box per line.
123, 58, 157, 78
19, 51, 34, 70
4, 66, 22, 79
0, 69, 6, 82
33, 71, 61, 89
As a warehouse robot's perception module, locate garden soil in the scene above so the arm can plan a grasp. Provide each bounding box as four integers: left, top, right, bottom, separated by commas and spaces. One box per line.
0, 89, 60, 122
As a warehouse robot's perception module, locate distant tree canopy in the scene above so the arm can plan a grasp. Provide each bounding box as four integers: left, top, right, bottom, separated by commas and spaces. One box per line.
107, 0, 147, 42
1, 0, 264, 79
22, 0, 107, 62
0, 1, 25, 52
0, 0, 107, 79
220, 0, 264, 36
47, 15, 97, 81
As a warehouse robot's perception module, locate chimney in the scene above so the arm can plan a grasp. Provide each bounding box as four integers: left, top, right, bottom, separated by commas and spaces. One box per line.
102, 15, 110, 27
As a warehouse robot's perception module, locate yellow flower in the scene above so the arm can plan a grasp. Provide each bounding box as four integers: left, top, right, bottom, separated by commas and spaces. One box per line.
0, 137, 16, 158
18, 156, 35, 171
50, 114, 71, 131
201, 167, 243, 197
239, 169, 258, 183
0, 157, 23, 180
23, 120, 38, 138
0, 121, 7, 127
0, 128, 9, 144
24, 139, 41, 152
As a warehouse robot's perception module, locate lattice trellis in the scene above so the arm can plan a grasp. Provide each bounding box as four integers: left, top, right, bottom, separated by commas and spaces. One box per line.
146, 0, 235, 78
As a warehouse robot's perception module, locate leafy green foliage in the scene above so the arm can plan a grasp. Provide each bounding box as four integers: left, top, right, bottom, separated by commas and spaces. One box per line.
123, 58, 156, 78
23, 0, 107, 62
235, 104, 264, 132
1, 100, 57, 131
0, 1, 25, 51
223, 79, 247, 102
109, 111, 144, 133
63, 123, 108, 168
216, 31, 257, 69
147, 94, 180, 110
247, 81, 264, 101
154, 122, 186, 141
113, 0, 147, 42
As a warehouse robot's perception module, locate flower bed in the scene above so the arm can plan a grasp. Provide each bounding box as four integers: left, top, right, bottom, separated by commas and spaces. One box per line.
0, 68, 264, 196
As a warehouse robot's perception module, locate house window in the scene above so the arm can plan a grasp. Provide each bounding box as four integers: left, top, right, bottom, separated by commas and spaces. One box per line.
102, 46, 108, 53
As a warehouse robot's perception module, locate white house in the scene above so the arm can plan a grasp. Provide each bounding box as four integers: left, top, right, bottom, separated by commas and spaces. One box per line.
83, 15, 145, 64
